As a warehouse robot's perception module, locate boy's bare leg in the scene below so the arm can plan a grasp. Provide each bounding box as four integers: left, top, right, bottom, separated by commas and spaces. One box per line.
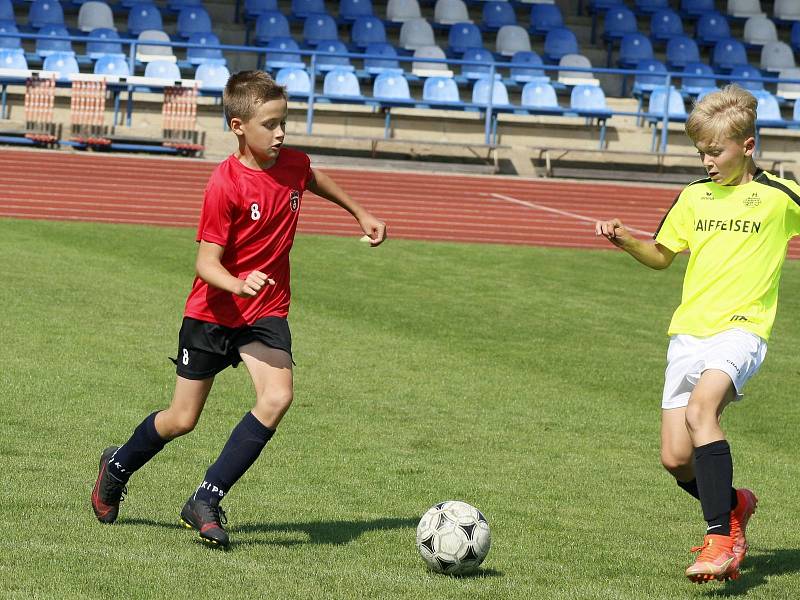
155, 376, 215, 439
180, 343, 291, 548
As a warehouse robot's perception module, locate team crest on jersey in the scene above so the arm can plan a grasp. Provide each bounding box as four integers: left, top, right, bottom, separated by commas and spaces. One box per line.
743, 192, 761, 207
289, 190, 300, 212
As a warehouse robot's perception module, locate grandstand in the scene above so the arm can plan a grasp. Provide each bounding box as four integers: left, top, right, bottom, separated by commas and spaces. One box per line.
0, 0, 799, 180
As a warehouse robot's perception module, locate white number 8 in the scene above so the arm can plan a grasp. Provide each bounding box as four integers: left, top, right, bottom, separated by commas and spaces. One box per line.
250, 203, 261, 220
182, 349, 189, 365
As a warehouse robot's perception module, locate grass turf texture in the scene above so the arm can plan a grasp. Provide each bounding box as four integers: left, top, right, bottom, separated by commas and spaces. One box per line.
2, 218, 800, 600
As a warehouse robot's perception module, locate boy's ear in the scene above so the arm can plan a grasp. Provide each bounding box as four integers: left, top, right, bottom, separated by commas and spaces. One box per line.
743, 136, 756, 156
229, 117, 244, 135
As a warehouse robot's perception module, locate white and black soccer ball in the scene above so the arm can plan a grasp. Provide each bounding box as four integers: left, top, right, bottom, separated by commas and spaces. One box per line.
415, 500, 491, 575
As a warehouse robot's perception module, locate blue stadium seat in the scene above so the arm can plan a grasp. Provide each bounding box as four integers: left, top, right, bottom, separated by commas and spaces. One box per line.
186, 32, 225, 65
0, 22, 21, 53
0, 48, 28, 69
372, 71, 412, 102
339, 0, 373, 23
0, 0, 13, 23
602, 6, 637, 45
28, 0, 65, 30
275, 66, 311, 96
570, 84, 612, 137
679, 0, 715, 19
696, 12, 730, 47
43, 51, 79, 80
681, 62, 716, 96
481, 1, 516, 32
646, 85, 687, 150
729, 64, 764, 90
303, 13, 338, 46
650, 9, 683, 43
167, 0, 202, 13
350, 15, 386, 49
177, 6, 212, 39
144, 59, 181, 79
422, 76, 461, 105
86, 27, 124, 60
792, 22, 800, 54
447, 22, 482, 56
520, 81, 563, 113
254, 11, 291, 46
665, 35, 699, 70
587, 0, 624, 14
292, 0, 325, 21
322, 68, 362, 98
529, 4, 563, 38
36, 25, 72, 58
543, 27, 578, 64
509, 51, 548, 84
755, 91, 785, 128
617, 32, 653, 70
127, 4, 163, 38
471, 77, 511, 107
634, 0, 668, 16
461, 47, 494, 80
94, 54, 129, 76
632, 58, 667, 96
244, 0, 278, 21
316, 40, 353, 71
712, 38, 748, 72
264, 37, 304, 69
196, 62, 230, 91
363, 42, 400, 74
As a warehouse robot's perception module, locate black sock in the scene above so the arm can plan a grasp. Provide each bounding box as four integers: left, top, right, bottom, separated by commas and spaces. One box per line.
108, 411, 168, 482
677, 478, 700, 499
194, 412, 275, 505
676, 478, 739, 510
694, 440, 734, 536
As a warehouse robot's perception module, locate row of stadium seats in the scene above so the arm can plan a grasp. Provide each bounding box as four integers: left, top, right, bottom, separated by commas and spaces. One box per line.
585, 0, 800, 23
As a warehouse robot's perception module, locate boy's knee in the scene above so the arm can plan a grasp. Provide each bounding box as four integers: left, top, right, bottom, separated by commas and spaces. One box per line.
160, 411, 199, 438
260, 388, 293, 410
660, 451, 691, 476
684, 403, 712, 434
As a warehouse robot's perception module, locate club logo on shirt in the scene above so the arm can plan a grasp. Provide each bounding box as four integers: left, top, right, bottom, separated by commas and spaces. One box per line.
743, 192, 761, 207
704, 191, 714, 200
289, 190, 300, 212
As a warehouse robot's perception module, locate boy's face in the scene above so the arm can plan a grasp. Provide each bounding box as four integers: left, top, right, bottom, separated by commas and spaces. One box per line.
695, 136, 755, 186
231, 97, 288, 165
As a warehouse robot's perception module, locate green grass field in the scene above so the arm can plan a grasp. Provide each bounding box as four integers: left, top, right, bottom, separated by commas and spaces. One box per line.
2, 218, 800, 600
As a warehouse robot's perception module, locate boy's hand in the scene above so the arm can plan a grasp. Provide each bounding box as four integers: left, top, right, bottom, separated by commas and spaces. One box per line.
235, 270, 275, 298
359, 214, 387, 247
595, 218, 633, 248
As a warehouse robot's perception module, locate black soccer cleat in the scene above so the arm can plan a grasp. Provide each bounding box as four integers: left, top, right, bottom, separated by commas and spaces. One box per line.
91, 446, 127, 524
180, 497, 229, 548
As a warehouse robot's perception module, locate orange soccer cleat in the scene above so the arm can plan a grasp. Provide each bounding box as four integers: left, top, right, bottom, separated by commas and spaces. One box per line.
730, 488, 758, 567
686, 534, 739, 583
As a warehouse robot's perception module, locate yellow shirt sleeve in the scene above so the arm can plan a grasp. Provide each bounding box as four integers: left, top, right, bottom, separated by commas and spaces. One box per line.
654, 191, 691, 253
785, 181, 800, 238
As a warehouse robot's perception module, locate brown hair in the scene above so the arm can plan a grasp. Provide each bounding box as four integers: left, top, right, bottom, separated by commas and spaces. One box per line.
685, 84, 757, 143
223, 70, 288, 123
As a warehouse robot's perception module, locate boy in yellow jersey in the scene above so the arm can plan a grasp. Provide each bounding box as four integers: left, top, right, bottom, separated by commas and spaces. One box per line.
595, 85, 800, 583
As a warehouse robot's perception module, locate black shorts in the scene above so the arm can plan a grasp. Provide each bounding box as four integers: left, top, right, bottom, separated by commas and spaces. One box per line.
171, 316, 293, 380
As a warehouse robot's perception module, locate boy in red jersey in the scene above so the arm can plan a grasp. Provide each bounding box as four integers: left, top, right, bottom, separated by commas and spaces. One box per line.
596, 85, 800, 582
92, 71, 387, 548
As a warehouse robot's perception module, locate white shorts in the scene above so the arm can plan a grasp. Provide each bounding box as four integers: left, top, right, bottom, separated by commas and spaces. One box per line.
662, 328, 767, 410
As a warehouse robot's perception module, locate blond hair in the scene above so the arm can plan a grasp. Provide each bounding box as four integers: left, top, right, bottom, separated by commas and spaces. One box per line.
223, 70, 288, 124
685, 84, 757, 143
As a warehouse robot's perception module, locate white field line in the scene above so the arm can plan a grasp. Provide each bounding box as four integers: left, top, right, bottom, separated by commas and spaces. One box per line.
488, 192, 653, 237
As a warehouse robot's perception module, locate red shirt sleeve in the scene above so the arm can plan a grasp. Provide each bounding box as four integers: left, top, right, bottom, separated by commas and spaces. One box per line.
302, 155, 313, 191
196, 177, 234, 246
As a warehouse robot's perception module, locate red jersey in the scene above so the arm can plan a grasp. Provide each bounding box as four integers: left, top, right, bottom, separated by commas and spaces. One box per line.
184, 148, 312, 327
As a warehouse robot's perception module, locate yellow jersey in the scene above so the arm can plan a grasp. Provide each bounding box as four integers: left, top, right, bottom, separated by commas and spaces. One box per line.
654, 169, 800, 340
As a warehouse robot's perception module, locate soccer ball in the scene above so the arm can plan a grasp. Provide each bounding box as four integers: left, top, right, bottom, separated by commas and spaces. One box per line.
415, 500, 491, 575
